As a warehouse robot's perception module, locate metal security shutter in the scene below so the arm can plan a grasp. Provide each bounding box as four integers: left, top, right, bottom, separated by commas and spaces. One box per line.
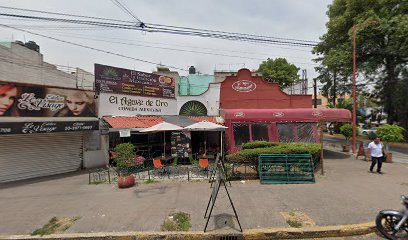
0, 132, 83, 183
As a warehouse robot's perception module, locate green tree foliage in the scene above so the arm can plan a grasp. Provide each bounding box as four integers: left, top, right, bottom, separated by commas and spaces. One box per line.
376, 124, 405, 143
313, 0, 408, 132
258, 58, 300, 88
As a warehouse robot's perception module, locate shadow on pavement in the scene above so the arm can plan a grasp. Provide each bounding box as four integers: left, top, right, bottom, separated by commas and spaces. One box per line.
0, 170, 89, 190
134, 185, 169, 198
324, 149, 351, 160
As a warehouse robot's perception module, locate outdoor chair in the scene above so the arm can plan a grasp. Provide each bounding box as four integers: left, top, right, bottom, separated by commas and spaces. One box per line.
199, 158, 209, 170
153, 159, 166, 175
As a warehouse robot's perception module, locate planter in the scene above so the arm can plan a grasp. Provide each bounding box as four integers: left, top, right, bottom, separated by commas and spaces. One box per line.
385, 153, 393, 163
118, 175, 135, 188
342, 144, 350, 152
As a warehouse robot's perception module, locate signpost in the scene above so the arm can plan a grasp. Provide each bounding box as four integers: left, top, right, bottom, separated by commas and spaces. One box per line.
204, 154, 241, 232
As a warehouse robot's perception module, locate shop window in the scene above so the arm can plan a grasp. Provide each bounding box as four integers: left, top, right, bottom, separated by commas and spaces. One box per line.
277, 123, 296, 142
233, 123, 250, 146
297, 123, 315, 143
251, 123, 269, 141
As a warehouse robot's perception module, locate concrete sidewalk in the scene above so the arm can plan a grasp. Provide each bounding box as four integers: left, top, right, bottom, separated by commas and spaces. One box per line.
1, 150, 408, 236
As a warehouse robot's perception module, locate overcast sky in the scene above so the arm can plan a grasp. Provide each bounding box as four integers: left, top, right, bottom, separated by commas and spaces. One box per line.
0, 0, 332, 82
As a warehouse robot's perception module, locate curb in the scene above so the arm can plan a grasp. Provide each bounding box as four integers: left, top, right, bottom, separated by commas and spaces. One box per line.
0, 221, 376, 240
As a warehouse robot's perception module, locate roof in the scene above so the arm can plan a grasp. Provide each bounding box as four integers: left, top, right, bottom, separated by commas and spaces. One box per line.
102, 116, 163, 129
220, 108, 351, 123
102, 116, 222, 129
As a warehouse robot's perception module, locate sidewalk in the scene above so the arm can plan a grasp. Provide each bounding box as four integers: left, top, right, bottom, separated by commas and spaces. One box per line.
324, 133, 408, 148
1, 150, 408, 236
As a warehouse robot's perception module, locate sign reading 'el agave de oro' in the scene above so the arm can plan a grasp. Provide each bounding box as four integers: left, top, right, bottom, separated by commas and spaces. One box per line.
94, 64, 176, 98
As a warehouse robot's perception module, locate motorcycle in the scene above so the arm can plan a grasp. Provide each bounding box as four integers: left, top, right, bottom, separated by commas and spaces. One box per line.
376, 195, 408, 239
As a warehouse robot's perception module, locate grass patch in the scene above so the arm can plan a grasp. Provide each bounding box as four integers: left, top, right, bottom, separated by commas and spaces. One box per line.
286, 219, 302, 228
161, 212, 191, 231
31, 216, 80, 236
144, 179, 158, 184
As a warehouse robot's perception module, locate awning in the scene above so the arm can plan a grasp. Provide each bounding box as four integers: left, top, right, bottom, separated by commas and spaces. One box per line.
0, 117, 99, 135
220, 108, 351, 122
102, 116, 222, 130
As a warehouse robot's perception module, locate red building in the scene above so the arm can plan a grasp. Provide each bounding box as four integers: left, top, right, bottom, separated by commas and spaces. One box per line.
219, 69, 351, 153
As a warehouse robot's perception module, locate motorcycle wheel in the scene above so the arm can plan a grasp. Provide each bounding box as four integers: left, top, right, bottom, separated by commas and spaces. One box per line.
376, 213, 408, 240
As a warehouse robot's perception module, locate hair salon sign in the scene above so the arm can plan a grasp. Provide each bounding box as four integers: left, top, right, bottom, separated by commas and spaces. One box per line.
98, 93, 178, 117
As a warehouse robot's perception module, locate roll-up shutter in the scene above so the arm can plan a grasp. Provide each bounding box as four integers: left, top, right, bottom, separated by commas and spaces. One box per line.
0, 132, 83, 183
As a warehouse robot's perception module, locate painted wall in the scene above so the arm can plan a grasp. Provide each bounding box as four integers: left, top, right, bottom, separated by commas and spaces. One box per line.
220, 68, 312, 109
177, 83, 220, 116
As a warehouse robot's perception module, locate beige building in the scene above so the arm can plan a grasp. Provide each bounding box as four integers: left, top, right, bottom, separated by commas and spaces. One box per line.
0, 42, 93, 90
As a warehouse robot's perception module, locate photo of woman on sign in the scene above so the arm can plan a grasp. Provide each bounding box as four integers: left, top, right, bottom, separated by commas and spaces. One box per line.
54, 90, 96, 117
0, 83, 19, 116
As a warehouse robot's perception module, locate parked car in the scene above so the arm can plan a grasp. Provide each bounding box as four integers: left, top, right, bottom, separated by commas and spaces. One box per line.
361, 127, 378, 135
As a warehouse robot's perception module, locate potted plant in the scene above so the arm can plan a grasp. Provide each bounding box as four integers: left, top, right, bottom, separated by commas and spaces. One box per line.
376, 124, 405, 163
113, 143, 136, 188
339, 124, 353, 152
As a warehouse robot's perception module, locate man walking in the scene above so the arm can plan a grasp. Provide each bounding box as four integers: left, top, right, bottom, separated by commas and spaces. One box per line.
367, 137, 385, 174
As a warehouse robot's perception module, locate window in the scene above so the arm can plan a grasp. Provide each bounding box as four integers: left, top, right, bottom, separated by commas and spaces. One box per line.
277, 123, 296, 142
251, 123, 269, 141
297, 123, 315, 143
233, 123, 250, 146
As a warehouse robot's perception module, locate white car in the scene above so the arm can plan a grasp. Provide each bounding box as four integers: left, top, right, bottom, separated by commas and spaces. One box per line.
361, 128, 378, 135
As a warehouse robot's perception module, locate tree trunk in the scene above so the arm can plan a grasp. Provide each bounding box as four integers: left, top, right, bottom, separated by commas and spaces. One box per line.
383, 58, 398, 124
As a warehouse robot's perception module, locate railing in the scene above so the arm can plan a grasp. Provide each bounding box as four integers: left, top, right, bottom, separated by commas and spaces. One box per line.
89, 161, 213, 184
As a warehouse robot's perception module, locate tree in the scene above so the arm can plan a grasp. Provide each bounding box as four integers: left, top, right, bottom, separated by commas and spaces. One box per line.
376, 124, 405, 150
313, 0, 408, 131
258, 58, 300, 88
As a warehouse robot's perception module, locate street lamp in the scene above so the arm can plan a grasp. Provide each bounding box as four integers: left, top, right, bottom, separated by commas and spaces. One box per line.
352, 21, 378, 154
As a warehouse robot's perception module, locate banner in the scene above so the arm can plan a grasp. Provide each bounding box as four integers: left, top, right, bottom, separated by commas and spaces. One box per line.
0, 120, 99, 135
98, 93, 177, 117
94, 64, 176, 98
0, 81, 97, 117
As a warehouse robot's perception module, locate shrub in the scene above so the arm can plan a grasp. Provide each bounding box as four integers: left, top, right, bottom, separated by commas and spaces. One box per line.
113, 143, 135, 168
339, 124, 353, 143
226, 141, 321, 166
376, 124, 405, 143
242, 141, 281, 150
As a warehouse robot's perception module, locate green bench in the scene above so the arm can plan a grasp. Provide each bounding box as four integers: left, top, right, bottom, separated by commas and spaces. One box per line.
259, 154, 315, 184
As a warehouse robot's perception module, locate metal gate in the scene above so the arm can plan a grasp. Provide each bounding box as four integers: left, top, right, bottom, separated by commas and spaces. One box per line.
259, 154, 315, 184
0, 132, 83, 183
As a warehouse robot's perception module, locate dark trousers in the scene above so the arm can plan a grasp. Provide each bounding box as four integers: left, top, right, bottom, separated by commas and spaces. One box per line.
370, 157, 383, 172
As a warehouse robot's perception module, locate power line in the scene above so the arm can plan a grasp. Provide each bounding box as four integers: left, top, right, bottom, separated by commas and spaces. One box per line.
14, 30, 318, 66
110, 0, 142, 24
0, 24, 188, 72
0, 8, 318, 47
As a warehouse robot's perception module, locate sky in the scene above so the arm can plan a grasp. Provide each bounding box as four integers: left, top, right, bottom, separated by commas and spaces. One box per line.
0, 0, 333, 83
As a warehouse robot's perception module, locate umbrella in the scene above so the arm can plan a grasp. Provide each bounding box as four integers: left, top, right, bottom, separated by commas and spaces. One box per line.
184, 121, 228, 156
183, 121, 227, 131
140, 122, 183, 157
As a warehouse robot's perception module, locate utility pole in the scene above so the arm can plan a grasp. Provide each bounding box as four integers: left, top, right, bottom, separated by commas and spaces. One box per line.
333, 70, 337, 107
313, 78, 317, 108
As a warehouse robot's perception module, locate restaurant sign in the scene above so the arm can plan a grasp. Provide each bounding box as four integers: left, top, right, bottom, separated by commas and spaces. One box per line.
98, 93, 178, 117
0, 120, 99, 135
94, 64, 176, 98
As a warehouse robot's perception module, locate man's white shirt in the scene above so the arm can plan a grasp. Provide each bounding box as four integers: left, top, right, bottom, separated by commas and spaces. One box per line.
367, 142, 383, 157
